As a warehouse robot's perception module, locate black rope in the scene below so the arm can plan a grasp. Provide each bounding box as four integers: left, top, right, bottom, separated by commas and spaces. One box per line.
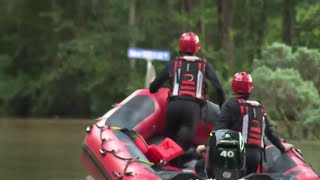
95, 124, 154, 179
123, 158, 133, 176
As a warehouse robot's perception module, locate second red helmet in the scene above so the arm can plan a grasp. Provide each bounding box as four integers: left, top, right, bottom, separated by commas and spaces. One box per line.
179, 32, 200, 54
231, 72, 254, 94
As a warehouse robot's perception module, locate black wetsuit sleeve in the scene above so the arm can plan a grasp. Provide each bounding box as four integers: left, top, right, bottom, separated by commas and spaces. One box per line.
205, 63, 225, 107
264, 115, 286, 153
215, 100, 240, 131
149, 61, 173, 93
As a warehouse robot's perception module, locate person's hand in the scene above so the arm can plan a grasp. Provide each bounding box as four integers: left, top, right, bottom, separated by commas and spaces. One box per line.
283, 143, 294, 152
196, 145, 207, 155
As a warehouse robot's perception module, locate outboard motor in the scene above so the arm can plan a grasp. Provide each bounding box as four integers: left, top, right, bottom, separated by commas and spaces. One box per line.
206, 129, 245, 180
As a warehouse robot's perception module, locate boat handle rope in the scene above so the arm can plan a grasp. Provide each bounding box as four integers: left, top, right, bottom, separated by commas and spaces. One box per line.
95, 124, 155, 179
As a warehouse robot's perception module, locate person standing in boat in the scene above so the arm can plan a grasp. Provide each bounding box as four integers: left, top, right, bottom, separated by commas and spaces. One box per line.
149, 32, 225, 151
196, 72, 294, 177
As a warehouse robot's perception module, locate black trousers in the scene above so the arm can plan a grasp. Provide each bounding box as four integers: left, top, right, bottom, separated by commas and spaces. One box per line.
165, 99, 202, 151
245, 147, 262, 175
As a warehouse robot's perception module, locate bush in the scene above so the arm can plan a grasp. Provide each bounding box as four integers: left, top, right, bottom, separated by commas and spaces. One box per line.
251, 66, 319, 138
254, 43, 320, 93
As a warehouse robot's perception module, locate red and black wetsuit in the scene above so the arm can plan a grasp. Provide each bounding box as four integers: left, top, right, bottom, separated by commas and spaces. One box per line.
215, 97, 285, 175
149, 55, 225, 150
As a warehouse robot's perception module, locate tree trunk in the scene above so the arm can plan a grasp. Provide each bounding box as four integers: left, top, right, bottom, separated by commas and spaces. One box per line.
76, 0, 84, 25
276, 106, 293, 138
199, 1, 206, 49
282, 0, 295, 45
217, 0, 235, 78
186, 0, 194, 13
200, 18, 206, 48
302, 128, 309, 139
129, 0, 136, 69
256, 0, 268, 58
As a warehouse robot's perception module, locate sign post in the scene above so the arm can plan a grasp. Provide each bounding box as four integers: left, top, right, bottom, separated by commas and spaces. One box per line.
127, 48, 170, 88
145, 59, 153, 88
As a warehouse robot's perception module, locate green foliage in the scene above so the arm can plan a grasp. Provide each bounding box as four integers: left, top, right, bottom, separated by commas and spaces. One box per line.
303, 108, 320, 130
251, 67, 319, 121
296, 1, 320, 48
253, 42, 295, 69
0, 0, 320, 120
252, 42, 320, 131
293, 47, 320, 92
254, 43, 320, 93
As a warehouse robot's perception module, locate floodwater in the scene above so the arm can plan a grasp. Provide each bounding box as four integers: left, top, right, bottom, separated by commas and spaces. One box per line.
0, 118, 319, 180
0, 118, 92, 180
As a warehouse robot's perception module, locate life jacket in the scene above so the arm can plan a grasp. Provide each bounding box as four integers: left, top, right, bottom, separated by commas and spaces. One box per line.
235, 99, 266, 149
170, 56, 207, 102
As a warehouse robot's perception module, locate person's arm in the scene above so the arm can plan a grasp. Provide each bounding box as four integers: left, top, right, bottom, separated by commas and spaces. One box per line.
264, 114, 286, 153
149, 62, 173, 93
196, 144, 207, 159
214, 100, 239, 130
205, 63, 225, 107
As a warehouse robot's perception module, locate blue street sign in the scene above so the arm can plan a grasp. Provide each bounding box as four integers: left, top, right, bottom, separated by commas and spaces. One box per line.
127, 48, 170, 61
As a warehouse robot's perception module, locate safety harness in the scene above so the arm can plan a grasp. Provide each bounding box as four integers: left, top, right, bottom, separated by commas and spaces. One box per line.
170, 56, 207, 103
235, 99, 266, 149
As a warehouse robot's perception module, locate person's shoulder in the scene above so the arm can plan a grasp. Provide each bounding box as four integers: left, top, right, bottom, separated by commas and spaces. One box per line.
219, 99, 240, 116
198, 56, 208, 63
222, 98, 239, 108
230, 98, 241, 105
246, 99, 264, 106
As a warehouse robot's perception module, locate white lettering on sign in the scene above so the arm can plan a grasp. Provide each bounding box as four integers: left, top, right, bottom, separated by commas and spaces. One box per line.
127, 48, 170, 61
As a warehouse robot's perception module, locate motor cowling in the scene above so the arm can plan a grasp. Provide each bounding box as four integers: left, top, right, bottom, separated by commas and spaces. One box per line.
206, 129, 245, 180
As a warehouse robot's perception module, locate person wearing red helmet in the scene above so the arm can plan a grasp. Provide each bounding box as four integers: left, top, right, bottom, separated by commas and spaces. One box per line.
194, 72, 294, 178
211, 72, 294, 176
149, 32, 225, 151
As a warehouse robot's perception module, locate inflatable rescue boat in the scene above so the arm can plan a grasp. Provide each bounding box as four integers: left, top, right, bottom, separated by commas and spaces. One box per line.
81, 88, 319, 180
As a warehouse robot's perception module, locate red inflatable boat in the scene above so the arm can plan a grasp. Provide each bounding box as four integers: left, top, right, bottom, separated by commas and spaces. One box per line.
81, 88, 319, 180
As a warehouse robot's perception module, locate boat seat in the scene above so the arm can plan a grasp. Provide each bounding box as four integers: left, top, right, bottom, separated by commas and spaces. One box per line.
202, 100, 220, 125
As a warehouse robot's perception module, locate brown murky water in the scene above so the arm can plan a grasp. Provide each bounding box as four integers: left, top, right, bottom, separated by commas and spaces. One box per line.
0, 118, 319, 180
0, 118, 93, 180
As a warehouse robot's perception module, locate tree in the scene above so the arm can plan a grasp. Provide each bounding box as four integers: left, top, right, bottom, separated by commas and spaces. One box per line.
295, 0, 320, 48
282, 0, 296, 45
303, 108, 320, 138
218, 0, 235, 78
253, 42, 294, 70
251, 67, 319, 138
254, 43, 320, 93
252, 42, 320, 138
293, 47, 320, 92
1, 0, 320, 119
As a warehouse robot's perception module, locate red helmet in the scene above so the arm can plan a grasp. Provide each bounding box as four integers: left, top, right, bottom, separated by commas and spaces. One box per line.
179, 32, 200, 54
231, 72, 253, 94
